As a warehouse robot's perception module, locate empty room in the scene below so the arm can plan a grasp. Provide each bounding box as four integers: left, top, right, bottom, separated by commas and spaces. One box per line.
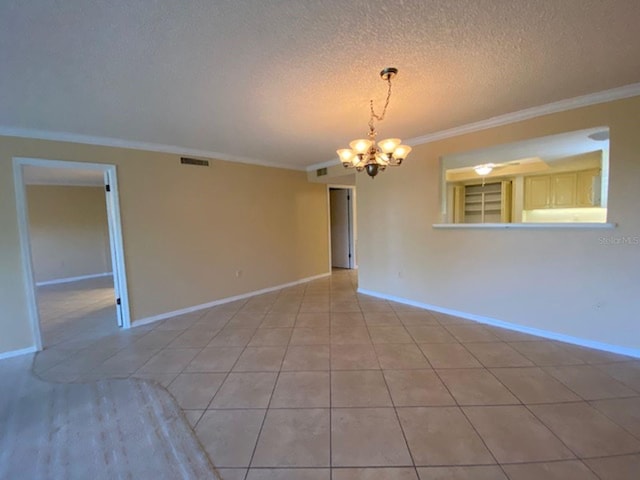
1, 1, 639, 479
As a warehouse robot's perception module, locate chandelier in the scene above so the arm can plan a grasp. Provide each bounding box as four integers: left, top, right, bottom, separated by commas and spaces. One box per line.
337, 67, 412, 178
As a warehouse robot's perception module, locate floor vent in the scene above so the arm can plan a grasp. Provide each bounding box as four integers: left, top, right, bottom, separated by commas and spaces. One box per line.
180, 157, 209, 167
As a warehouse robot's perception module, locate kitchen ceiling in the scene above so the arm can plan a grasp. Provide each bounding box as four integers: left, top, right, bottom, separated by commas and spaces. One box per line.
1, 1, 639, 170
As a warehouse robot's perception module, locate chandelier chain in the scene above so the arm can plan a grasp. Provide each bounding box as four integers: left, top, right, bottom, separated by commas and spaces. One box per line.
368, 77, 393, 132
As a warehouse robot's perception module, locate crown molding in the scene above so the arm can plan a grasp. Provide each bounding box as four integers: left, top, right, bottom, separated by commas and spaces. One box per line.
0, 127, 305, 171
307, 82, 640, 172
406, 82, 640, 147
3, 82, 638, 174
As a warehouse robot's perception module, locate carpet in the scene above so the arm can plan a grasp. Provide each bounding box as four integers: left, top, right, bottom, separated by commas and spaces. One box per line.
0, 359, 219, 479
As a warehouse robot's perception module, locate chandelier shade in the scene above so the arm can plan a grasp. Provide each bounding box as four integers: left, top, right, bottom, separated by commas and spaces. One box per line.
350, 139, 373, 154
336, 67, 411, 178
378, 138, 401, 154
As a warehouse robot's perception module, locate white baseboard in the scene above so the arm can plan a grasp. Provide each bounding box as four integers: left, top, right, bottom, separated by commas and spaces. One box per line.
134, 272, 332, 328
0, 345, 37, 360
358, 288, 640, 359
36, 272, 113, 287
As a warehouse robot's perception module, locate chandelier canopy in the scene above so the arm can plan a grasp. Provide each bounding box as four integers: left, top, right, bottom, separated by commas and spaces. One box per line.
337, 67, 412, 178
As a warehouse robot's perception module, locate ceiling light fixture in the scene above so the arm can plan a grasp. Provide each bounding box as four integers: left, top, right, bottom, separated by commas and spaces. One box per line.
337, 67, 412, 178
473, 163, 495, 176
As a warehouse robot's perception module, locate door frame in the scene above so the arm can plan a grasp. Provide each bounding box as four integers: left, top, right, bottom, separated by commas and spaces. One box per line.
327, 184, 356, 271
12, 157, 131, 351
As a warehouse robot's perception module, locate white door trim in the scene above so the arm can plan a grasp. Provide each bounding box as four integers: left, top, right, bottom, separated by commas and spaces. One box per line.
12, 157, 131, 351
103, 166, 130, 328
327, 184, 357, 271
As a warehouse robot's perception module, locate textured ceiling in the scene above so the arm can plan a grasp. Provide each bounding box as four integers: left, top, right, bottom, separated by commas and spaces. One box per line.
1, 1, 639, 169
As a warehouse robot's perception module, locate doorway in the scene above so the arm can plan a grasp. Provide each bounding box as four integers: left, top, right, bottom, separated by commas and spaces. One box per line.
13, 158, 130, 350
329, 186, 356, 269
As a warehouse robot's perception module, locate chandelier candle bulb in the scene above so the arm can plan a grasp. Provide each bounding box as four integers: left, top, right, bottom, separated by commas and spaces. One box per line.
379, 138, 401, 154
337, 149, 355, 166
393, 145, 412, 160
336, 68, 411, 178
349, 139, 373, 154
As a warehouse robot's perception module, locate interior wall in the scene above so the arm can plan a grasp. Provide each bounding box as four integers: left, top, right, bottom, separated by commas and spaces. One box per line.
357, 96, 640, 351
27, 185, 111, 283
0, 138, 329, 355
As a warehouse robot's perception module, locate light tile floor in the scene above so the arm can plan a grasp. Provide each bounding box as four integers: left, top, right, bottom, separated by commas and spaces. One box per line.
37, 275, 119, 348
7, 271, 640, 479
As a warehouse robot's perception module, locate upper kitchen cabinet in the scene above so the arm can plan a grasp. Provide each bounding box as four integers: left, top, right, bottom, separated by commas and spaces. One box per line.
441, 128, 609, 224
524, 168, 601, 210
576, 168, 602, 207
524, 175, 552, 209
552, 172, 578, 207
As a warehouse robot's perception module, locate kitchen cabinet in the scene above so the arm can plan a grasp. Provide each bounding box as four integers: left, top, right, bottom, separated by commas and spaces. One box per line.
552, 173, 577, 207
524, 169, 600, 209
525, 175, 551, 209
576, 169, 602, 207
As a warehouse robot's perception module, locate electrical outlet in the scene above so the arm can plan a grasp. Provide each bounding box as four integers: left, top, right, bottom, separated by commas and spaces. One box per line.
235, 270, 242, 278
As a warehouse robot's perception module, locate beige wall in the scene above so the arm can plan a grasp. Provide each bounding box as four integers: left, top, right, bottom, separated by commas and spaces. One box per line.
0, 139, 329, 354
27, 185, 111, 283
307, 164, 356, 185
357, 96, 640, 351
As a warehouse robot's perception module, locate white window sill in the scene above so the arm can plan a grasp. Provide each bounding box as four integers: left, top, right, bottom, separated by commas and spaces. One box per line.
432, 222, 617, 229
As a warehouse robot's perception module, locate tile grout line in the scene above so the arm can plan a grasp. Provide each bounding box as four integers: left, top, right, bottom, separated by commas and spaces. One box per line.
186, 301, 254, 431
480, 361, 593, 471
507, 351, 640, 445
21, 271, 640, 478
329, 282, 334, 480
438, 333, 593, 475
587, 399, 640, 443
364, 302, 421, 478
130, 297, 251, 477
414, 317, 508, 474
242, 283, 305, 479
429, 354, 508, 476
